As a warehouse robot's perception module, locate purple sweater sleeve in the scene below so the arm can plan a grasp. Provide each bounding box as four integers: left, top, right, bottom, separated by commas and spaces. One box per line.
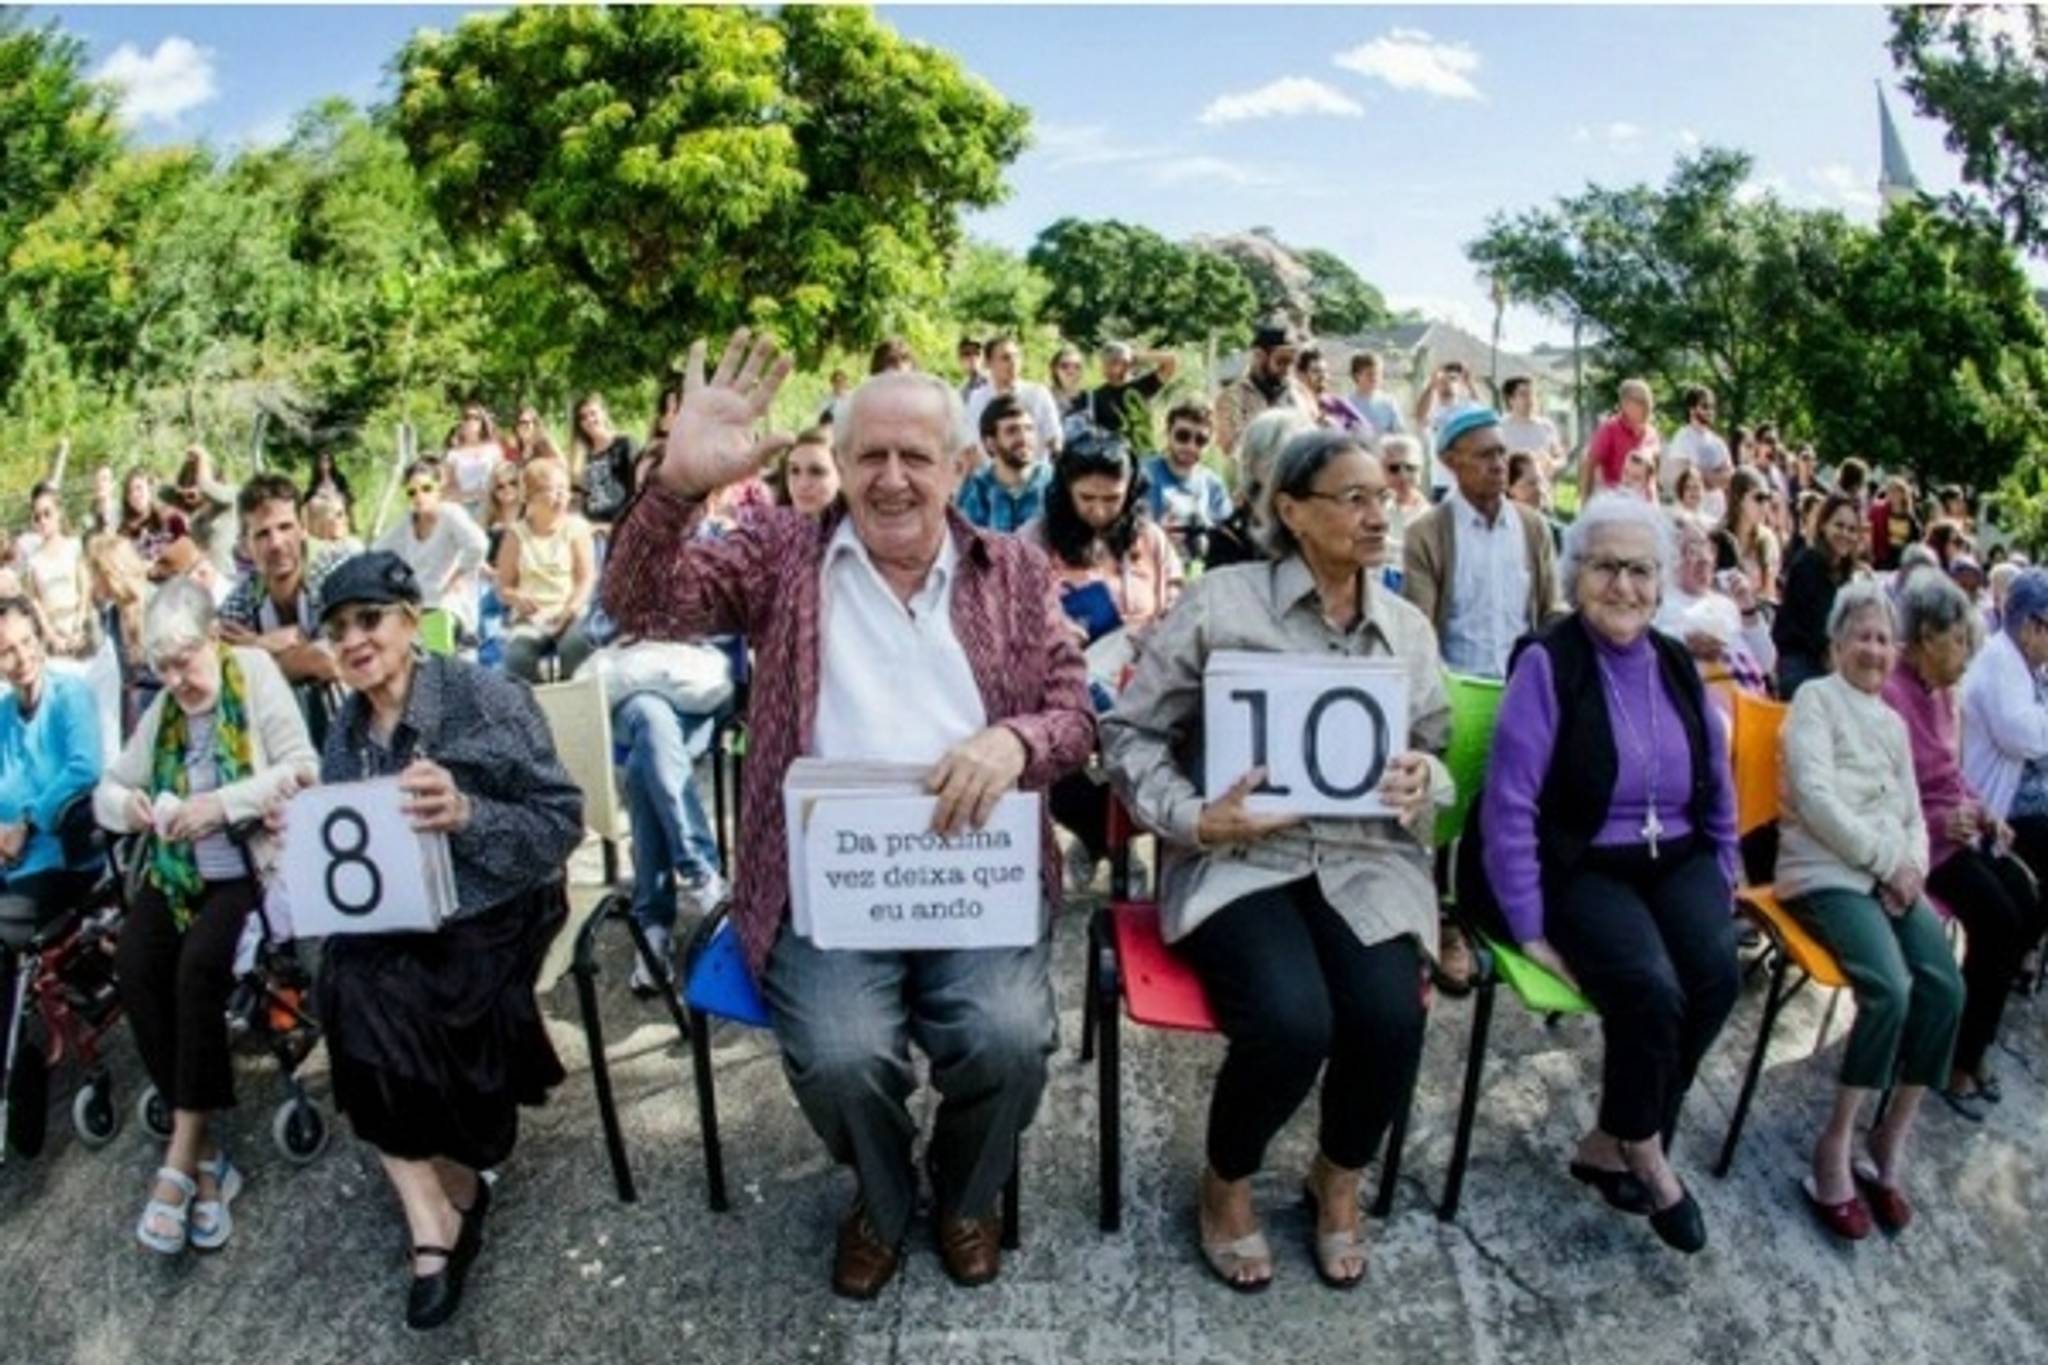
1702, 699, 1741, 891
1481, 647, 1560, 944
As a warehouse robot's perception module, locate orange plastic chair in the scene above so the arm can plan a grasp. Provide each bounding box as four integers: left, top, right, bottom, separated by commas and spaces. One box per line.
1080, 796, 1410, 1231
1713, 690, 1852, 1177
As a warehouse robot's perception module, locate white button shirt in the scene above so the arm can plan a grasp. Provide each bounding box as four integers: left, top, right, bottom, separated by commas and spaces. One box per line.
1440, 489, 1532, 679
812, 519, 987, 764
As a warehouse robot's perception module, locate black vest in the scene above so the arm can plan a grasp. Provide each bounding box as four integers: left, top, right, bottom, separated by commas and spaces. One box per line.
1459, 615, 1717, 938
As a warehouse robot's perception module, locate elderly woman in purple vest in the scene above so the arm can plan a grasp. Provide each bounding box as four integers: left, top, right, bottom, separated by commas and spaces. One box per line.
1469, 492, 1742, 1255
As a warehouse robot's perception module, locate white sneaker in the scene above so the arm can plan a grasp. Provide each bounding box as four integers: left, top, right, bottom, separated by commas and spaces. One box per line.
679, 868, 728, 915
627, 924, 674, 997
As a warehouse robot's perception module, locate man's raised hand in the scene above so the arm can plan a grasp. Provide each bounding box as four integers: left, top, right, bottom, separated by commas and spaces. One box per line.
656, 328, 798, 499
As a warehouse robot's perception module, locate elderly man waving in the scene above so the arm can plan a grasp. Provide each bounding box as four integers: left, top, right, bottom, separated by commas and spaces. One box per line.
604, 330, 1094, 1299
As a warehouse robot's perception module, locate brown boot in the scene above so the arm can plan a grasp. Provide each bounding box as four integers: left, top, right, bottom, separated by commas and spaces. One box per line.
937, 1213, 1004, 1287
1433, 917, 1475, 997
832, 1201, 902, 1300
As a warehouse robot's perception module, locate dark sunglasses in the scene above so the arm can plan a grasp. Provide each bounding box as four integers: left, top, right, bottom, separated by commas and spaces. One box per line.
1383, 462, 1415, 475
1169, 428, 1208, 446
406, 481, 439, 496
322, 604, 398, 643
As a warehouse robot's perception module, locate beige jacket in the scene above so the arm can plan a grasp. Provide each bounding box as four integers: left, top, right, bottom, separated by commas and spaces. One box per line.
1399, 497, 1563, 643
93, 646, 320, 880
1775, 672, 1930, 900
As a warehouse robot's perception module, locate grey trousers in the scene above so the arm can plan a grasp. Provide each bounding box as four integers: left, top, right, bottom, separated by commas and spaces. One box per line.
762, 931, 1055, 1245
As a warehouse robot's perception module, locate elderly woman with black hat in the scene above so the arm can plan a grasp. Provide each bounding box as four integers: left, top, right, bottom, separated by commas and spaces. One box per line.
307, 551, 583, 1330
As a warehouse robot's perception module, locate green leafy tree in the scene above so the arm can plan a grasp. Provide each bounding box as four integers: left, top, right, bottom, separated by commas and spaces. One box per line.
391, 5, 1027, 387
1467, 147, 1827, 426
1029, 217, 1255, 348
1889, 6, 2048, 253
0, 14, 118, 267
944, 239, 1048, 336
1300, 247, 1392, 335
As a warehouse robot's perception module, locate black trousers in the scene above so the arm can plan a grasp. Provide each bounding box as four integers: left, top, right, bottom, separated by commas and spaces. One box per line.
116, 878, 257, 1112
1176, 878, 1425, 1181
1544, 841, 1740, 1144
1049, 772, 1111, 861
1926, 847, 2048, 1077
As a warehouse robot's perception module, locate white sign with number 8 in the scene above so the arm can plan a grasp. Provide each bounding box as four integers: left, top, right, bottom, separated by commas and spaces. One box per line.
280, 777, 457, 938
1201, 652, 1410, 819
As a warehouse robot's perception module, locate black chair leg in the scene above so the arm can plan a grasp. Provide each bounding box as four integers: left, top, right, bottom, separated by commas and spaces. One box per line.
1373, 1068, 1416, 1219
571, 945, 637, 1203
1097, 929, 1123, 1234
1714, 948, 1791, 1179
689, 1005, 729, 1212
1001, 1150, 1022, 1251
1439, 974, 1497, 1222
601, 838, 619, 888
1080, 909, 1105, 1064
711, 731, 730, 871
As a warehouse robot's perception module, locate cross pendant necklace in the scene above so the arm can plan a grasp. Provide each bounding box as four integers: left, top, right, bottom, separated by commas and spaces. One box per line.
1599, 655, 1664, 860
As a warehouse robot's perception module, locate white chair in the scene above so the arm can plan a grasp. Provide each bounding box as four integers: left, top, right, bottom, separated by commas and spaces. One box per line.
531, 670, 629, 886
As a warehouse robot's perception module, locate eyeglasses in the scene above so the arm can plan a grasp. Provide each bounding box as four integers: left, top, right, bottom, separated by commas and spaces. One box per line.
1584, 557, 1659, 587
322, 604, 397, 643
1297, 487, 1394, 514
1169, 428, 1208, 446
1055, 361, 1082, 372
406, 482, 439, 496
1383, 463, 1415, 475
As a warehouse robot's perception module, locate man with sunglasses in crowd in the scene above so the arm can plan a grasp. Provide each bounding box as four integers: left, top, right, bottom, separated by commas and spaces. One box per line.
1142, 402, 1231, 564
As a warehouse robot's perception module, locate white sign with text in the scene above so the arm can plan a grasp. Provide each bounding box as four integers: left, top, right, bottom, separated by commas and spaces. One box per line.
787, 779, 1042, 951
281, 777, 456, 939
1202, 651, 1409, 818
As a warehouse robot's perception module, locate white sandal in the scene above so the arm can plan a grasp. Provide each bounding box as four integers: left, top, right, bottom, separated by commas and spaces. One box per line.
189, 1150, 244, 1251
137, 1167, 196, 1255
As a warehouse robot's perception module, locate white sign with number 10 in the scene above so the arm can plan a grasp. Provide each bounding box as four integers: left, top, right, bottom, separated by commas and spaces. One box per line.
281, 776, 457, 938
1201, 651, 1409, 819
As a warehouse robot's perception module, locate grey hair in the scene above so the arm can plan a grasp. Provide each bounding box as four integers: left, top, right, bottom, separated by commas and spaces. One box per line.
1896, 542, 1940, 578
141, 576, 217, 664
1665, 510, 1714, 589
1099, 341, 1133, 363
1560, 492, 1674, 608
1376, 433, 1421, 466
835, 371, 966, 462
1896, 570, 1979, 652
1258, 428, 1377, 559
1233, 407, 1314, 511
1826, 578, 1895, 644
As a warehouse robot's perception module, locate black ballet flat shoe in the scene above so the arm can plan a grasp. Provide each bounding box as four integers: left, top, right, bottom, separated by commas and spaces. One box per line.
405, 1200, 486, 1331
1569, 1161, 1654, 1216
1647, 1186, 1708, 1255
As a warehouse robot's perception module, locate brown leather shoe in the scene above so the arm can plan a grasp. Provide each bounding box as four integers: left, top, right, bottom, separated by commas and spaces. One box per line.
1433, 918, 1476, 997
937, 1214, 1004, 1288
832, 1204, 902, 1300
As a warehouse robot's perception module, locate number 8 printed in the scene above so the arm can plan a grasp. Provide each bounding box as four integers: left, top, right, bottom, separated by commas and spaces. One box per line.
322, 807, 385, 917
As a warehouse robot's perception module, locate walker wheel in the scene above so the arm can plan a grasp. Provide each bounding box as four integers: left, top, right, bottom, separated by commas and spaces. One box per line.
272, 1098, 329, 1164
71, 1078, 119, 1148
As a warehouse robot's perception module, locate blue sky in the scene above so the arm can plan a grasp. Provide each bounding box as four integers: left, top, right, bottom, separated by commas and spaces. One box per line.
40, 4, 2023, 350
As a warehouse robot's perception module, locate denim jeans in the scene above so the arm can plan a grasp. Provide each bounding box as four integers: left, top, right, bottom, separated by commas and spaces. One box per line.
613, 692, 723, 933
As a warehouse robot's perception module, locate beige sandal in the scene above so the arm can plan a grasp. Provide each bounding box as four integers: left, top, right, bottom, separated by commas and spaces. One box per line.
1301, 1183, 1368, 1289
1200, 1228, 1274, 1294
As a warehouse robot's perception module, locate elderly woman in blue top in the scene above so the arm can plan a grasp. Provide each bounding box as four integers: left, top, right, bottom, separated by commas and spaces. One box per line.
1960, 567, 2048, 910
310, 552, 583, 1331
0, 595, 103, 949
1473, 493, 1741, 1255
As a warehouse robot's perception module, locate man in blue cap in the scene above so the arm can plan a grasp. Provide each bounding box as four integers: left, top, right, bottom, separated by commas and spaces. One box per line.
1401, 404, 1564, 990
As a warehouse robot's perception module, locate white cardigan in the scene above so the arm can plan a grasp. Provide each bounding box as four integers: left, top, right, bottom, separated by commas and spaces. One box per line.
1776, 672, 1929, 901
1959, 629, 2048, 820
93, 646, 320, 879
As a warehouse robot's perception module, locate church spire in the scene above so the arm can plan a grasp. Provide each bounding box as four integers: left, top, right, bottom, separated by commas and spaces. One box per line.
1878, 81, 1921, 211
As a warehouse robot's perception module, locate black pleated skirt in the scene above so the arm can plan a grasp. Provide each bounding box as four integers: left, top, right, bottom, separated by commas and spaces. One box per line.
314, 884, 568, 1170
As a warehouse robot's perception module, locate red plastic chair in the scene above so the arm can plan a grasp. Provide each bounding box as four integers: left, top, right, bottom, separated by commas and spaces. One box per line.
1078, 797, 1412, 1231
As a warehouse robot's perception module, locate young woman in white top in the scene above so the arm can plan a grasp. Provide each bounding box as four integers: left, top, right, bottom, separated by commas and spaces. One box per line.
23, 484, 95, 658
373, 458, 489, 637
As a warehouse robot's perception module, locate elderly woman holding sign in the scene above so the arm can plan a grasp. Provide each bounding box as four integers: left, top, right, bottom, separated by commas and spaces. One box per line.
1103, 428, 1450, 1293
308, 552, 583, 1330
93, 578, 319, 1256
603, 330, 1092, 1300
1472, 493, 1740, 1255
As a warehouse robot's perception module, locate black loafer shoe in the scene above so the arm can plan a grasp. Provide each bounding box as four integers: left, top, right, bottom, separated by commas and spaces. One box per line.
406, 1196, 487, 1331
1648, 1187, 1707, 1255
1569, 1161, 1654, 1215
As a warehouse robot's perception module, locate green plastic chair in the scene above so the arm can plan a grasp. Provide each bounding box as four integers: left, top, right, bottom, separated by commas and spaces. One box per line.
419, 608, 457, 658
1436, 671, 1594, 1222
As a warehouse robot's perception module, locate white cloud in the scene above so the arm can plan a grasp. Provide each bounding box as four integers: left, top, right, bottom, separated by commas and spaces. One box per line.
1333, 29, 1482, 101
1144, 155, 1283, 189
1606, 121, 1642, 147
1735, 173, 1791, 206
1198, 76, 1364, 127
1678, 128, 1702, 150
1809, 163, 1881, 211
93, 37, 218, 127
1031, 122, 1171, 170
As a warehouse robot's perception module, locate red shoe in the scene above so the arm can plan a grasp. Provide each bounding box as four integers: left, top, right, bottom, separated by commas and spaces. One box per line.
1801, 1175, 1872, 1241
1852, 1160, 1914, 1234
